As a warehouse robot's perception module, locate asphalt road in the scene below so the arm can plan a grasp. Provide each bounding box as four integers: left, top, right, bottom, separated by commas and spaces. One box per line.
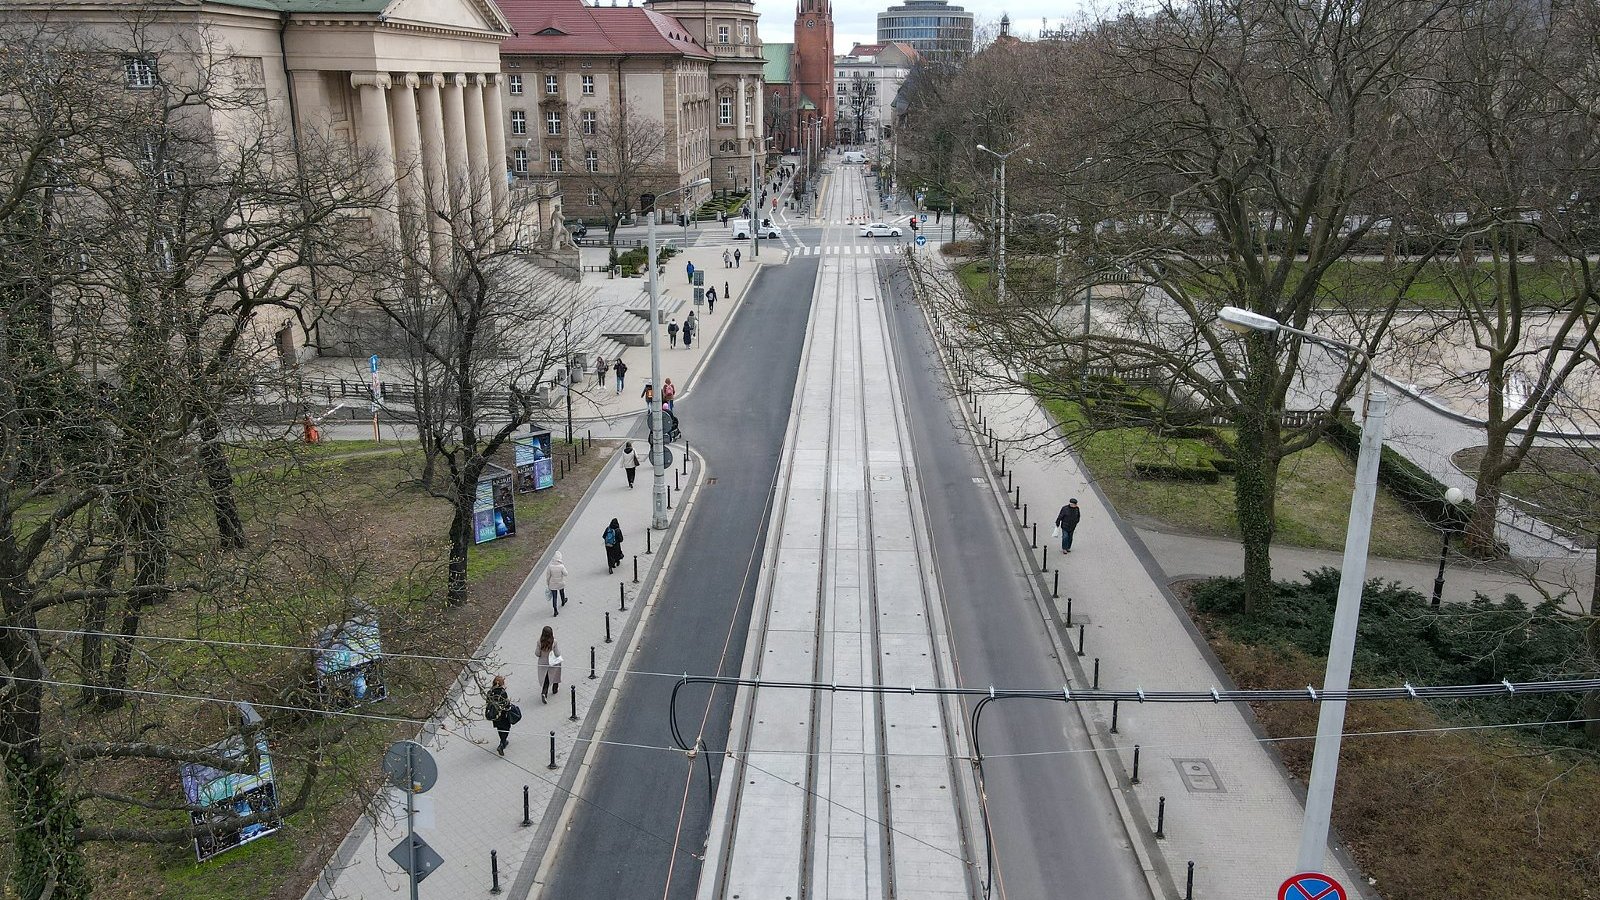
540, 257, 819, 899
879, 258, 1150, 900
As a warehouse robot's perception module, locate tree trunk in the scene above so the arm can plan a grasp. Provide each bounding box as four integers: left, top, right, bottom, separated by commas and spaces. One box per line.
105, 493, 169, 702
197, 410, 244, 549
1584, 532, 1600, 747
1465, 434, 1507, 557
1234, 405, 1281, 615
446, 483, 474, 606
79, 537, 124, 706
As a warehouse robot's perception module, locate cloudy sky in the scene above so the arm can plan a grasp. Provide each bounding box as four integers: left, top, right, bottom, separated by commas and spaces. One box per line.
751, 0, 1082, 53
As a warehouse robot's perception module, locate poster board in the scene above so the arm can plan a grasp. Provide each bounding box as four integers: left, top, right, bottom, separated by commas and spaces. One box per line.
473, 464, 517, 544
513, 431, 555, 493
179, 732, 282, 862
314, 615, 387, 709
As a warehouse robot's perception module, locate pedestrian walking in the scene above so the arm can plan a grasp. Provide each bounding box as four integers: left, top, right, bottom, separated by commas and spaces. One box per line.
935, 208, 942, 224
641, 381, 655, 406
603, 517, 625, 573
686, 260, 695, 283
594, 355, 608, 385
723, 249, 732, 269
683, 312, 697, 349
545, 551, 569, 615
733, 248, 742, 268
668, 318, 680, 348
1054, 499, 1081, 552
485, 674, 520, 755
614, 359, 628, 393
537, 626, 563, 703
621, 442, 640, 488
662, 378, 677, 411
705, 286, 717, 313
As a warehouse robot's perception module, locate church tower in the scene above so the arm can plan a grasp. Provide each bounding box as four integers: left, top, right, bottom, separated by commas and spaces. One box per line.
793, 0, 835, 147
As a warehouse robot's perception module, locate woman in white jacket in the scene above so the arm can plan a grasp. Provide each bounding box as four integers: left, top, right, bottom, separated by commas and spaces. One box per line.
545, 551, 569, 616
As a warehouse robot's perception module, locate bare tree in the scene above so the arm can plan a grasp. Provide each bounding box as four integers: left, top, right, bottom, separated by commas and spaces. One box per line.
573, 107, 669, 248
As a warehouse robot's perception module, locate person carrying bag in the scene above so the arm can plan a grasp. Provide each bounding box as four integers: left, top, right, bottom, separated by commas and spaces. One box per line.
485, 674, 521, 756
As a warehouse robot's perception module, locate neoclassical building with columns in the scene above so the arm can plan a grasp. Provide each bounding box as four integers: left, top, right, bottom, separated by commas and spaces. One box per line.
10, 0, 563, 358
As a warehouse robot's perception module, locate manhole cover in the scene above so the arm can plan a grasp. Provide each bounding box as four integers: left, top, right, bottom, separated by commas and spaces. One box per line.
1174, 758, 1225, 793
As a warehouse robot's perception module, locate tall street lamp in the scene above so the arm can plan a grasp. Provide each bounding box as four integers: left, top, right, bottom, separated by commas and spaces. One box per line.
1431, 487, 1468, 607
976, 142, 1029, 306
646, 176, 711, 530
1217, 306, 1385, 877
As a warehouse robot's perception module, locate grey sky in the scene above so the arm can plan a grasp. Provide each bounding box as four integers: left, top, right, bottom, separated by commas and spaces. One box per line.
751, 0, 1084, 54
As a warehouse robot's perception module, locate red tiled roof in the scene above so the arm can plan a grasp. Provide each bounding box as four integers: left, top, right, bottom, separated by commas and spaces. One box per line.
497, 0, 713, 58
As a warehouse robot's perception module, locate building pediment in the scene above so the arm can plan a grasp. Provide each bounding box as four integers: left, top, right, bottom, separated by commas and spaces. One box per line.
382, 0, 511, 36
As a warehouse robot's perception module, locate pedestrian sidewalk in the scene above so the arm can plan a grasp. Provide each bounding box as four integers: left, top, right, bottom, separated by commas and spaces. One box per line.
305, 443, 701, 900
910, 249, 1370, 898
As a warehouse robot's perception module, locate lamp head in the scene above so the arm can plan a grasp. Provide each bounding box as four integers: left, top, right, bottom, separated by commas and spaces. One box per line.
1217, 306, 1282, 335
688, 177, 710, 188
1444, 487, 1466, 505
976, 143, 989, 152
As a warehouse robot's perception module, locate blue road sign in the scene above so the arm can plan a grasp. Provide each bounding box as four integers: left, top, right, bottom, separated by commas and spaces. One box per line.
369, 354, 380, 374
1279, 873, 1346, 900
915, 234, 928, 247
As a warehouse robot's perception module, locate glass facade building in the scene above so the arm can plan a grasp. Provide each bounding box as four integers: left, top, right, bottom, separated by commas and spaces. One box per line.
876, 0, 973, 63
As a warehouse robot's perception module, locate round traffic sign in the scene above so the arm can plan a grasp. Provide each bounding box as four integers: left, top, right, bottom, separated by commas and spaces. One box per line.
1280, 872, 1346, 900
915, 234, 928, 247
383, 740, 437, 794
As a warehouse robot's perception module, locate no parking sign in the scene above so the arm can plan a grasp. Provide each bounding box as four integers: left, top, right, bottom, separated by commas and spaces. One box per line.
1280, 873, 1346, 900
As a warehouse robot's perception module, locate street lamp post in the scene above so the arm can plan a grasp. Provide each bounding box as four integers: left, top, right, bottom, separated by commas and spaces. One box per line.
976, 142, 1029, 306
1217, 306, 1385, 877
1431, 487, 1467, 607
646, 176, 710, 530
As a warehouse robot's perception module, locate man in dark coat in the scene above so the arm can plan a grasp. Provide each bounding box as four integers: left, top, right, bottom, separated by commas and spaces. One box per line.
1055, 499, 1082, 552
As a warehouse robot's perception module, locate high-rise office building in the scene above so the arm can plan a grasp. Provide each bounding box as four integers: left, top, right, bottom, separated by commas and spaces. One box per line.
876, 0, 973, 63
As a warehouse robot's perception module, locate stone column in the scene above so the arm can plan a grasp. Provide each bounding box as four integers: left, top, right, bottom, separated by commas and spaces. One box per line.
735, 74, 748, 145
754, 84, 765, 149
482, 74, 510, 229
441, 73, 470, 207
352, 71, 396, 238
390, 75, 423, 221
463, 73, 491, 232
417, 74, 450, 265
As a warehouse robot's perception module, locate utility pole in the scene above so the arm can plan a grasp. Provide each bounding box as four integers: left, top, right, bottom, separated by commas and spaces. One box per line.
563, 317, 573, 444
646, 209, 668, 530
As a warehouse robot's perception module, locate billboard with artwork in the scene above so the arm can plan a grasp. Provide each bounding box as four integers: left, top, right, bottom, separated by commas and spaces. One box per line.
314, 615, 387, 709
179, 730, 283, 862
473, 464, 517, 544
514, 430, 555, 492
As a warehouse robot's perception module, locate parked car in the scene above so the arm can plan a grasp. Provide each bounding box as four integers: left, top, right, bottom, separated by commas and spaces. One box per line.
841, 151, 868, 164
860, 222, 903, 238
731, 218, 781, 239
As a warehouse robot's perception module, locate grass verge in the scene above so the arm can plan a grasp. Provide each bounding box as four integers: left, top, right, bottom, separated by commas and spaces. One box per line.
1454, 445, 1600, 548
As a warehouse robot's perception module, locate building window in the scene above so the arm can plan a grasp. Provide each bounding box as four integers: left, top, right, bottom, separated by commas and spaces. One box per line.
745, 95, 752, 124
125, 56, 157, 89
549, 149, 563, 172
547, 110, 562, 135
510, 110, 526, 135
545, 74, 558, 94
837, 83, 846, 95
718, 95, 732, 125
513, 148, 528, 174
582, 74, 595, 95
588, 187, 600, 205
585, 149, 599, 172
718, 25, 730, 43
509, 74, 523, 95
582, 110, 597, 134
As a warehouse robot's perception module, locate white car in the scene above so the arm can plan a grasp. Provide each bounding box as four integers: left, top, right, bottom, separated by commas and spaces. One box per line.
860, 222, 903, 238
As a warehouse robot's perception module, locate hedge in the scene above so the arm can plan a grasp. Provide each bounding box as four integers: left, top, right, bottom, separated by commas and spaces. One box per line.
1325, 416, 1474, 530
614, 245, 679, 276
1132, 460, 1221, 483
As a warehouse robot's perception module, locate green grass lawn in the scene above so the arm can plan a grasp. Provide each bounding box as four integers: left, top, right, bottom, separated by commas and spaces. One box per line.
1041, 397, 1442, 557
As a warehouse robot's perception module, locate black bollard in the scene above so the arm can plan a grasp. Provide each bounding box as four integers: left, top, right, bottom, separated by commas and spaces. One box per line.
547, 731, 558, 770
619, 582, 627, 610
667, 485, 672, 508
570, 684, 579, 722
683, 443, 689, 474
589, 645, 597, 679
1066, 596, 1074, 626
1052, 570, 1059, 599
1077, 623, 1086, 655
1132, 744, 1141, 784
491, 849, 502, 894
1022, 502, 1029, 527
1110, 699, 1119, 733
633, 556, 639, 584
1041, 545, 1048, 572
521, 786, 532, 826
1156, 797, 1166, 839
646, 528, 653, 554
1092, 657, 1100, 689
675, 469, 681, 491
1013, 484, 1020, 510
1185, 861, 1194, 900
604, 612, 612, 643
1031, 522, 1037, 548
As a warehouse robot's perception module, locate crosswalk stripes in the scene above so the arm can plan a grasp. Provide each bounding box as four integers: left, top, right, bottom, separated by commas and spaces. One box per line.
791, 244, 914, 256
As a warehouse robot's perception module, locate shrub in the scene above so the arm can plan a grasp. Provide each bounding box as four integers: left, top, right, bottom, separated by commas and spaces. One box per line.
939, 239, 986, 257
1132, 461, 1220, 482
1326, 417, 1474, 530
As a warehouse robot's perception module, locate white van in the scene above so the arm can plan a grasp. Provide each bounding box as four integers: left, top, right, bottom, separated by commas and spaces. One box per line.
841, 151, 868, 164
730, 218, 780, 239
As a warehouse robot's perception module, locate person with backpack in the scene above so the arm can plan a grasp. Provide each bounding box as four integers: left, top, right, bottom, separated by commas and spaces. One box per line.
613, 358, 628, 394
621, 442, 640, 488
485, 674, 520, 756
641, 381, 655, 407
733, 247, 742, 268
705, 286, 717, 313
545, 551, 569, 615
537, 626, 563, 704
668, 317, 680, 348
662, 378, 677, 412
603, 518, 625, 573
594, 355, 608, 386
